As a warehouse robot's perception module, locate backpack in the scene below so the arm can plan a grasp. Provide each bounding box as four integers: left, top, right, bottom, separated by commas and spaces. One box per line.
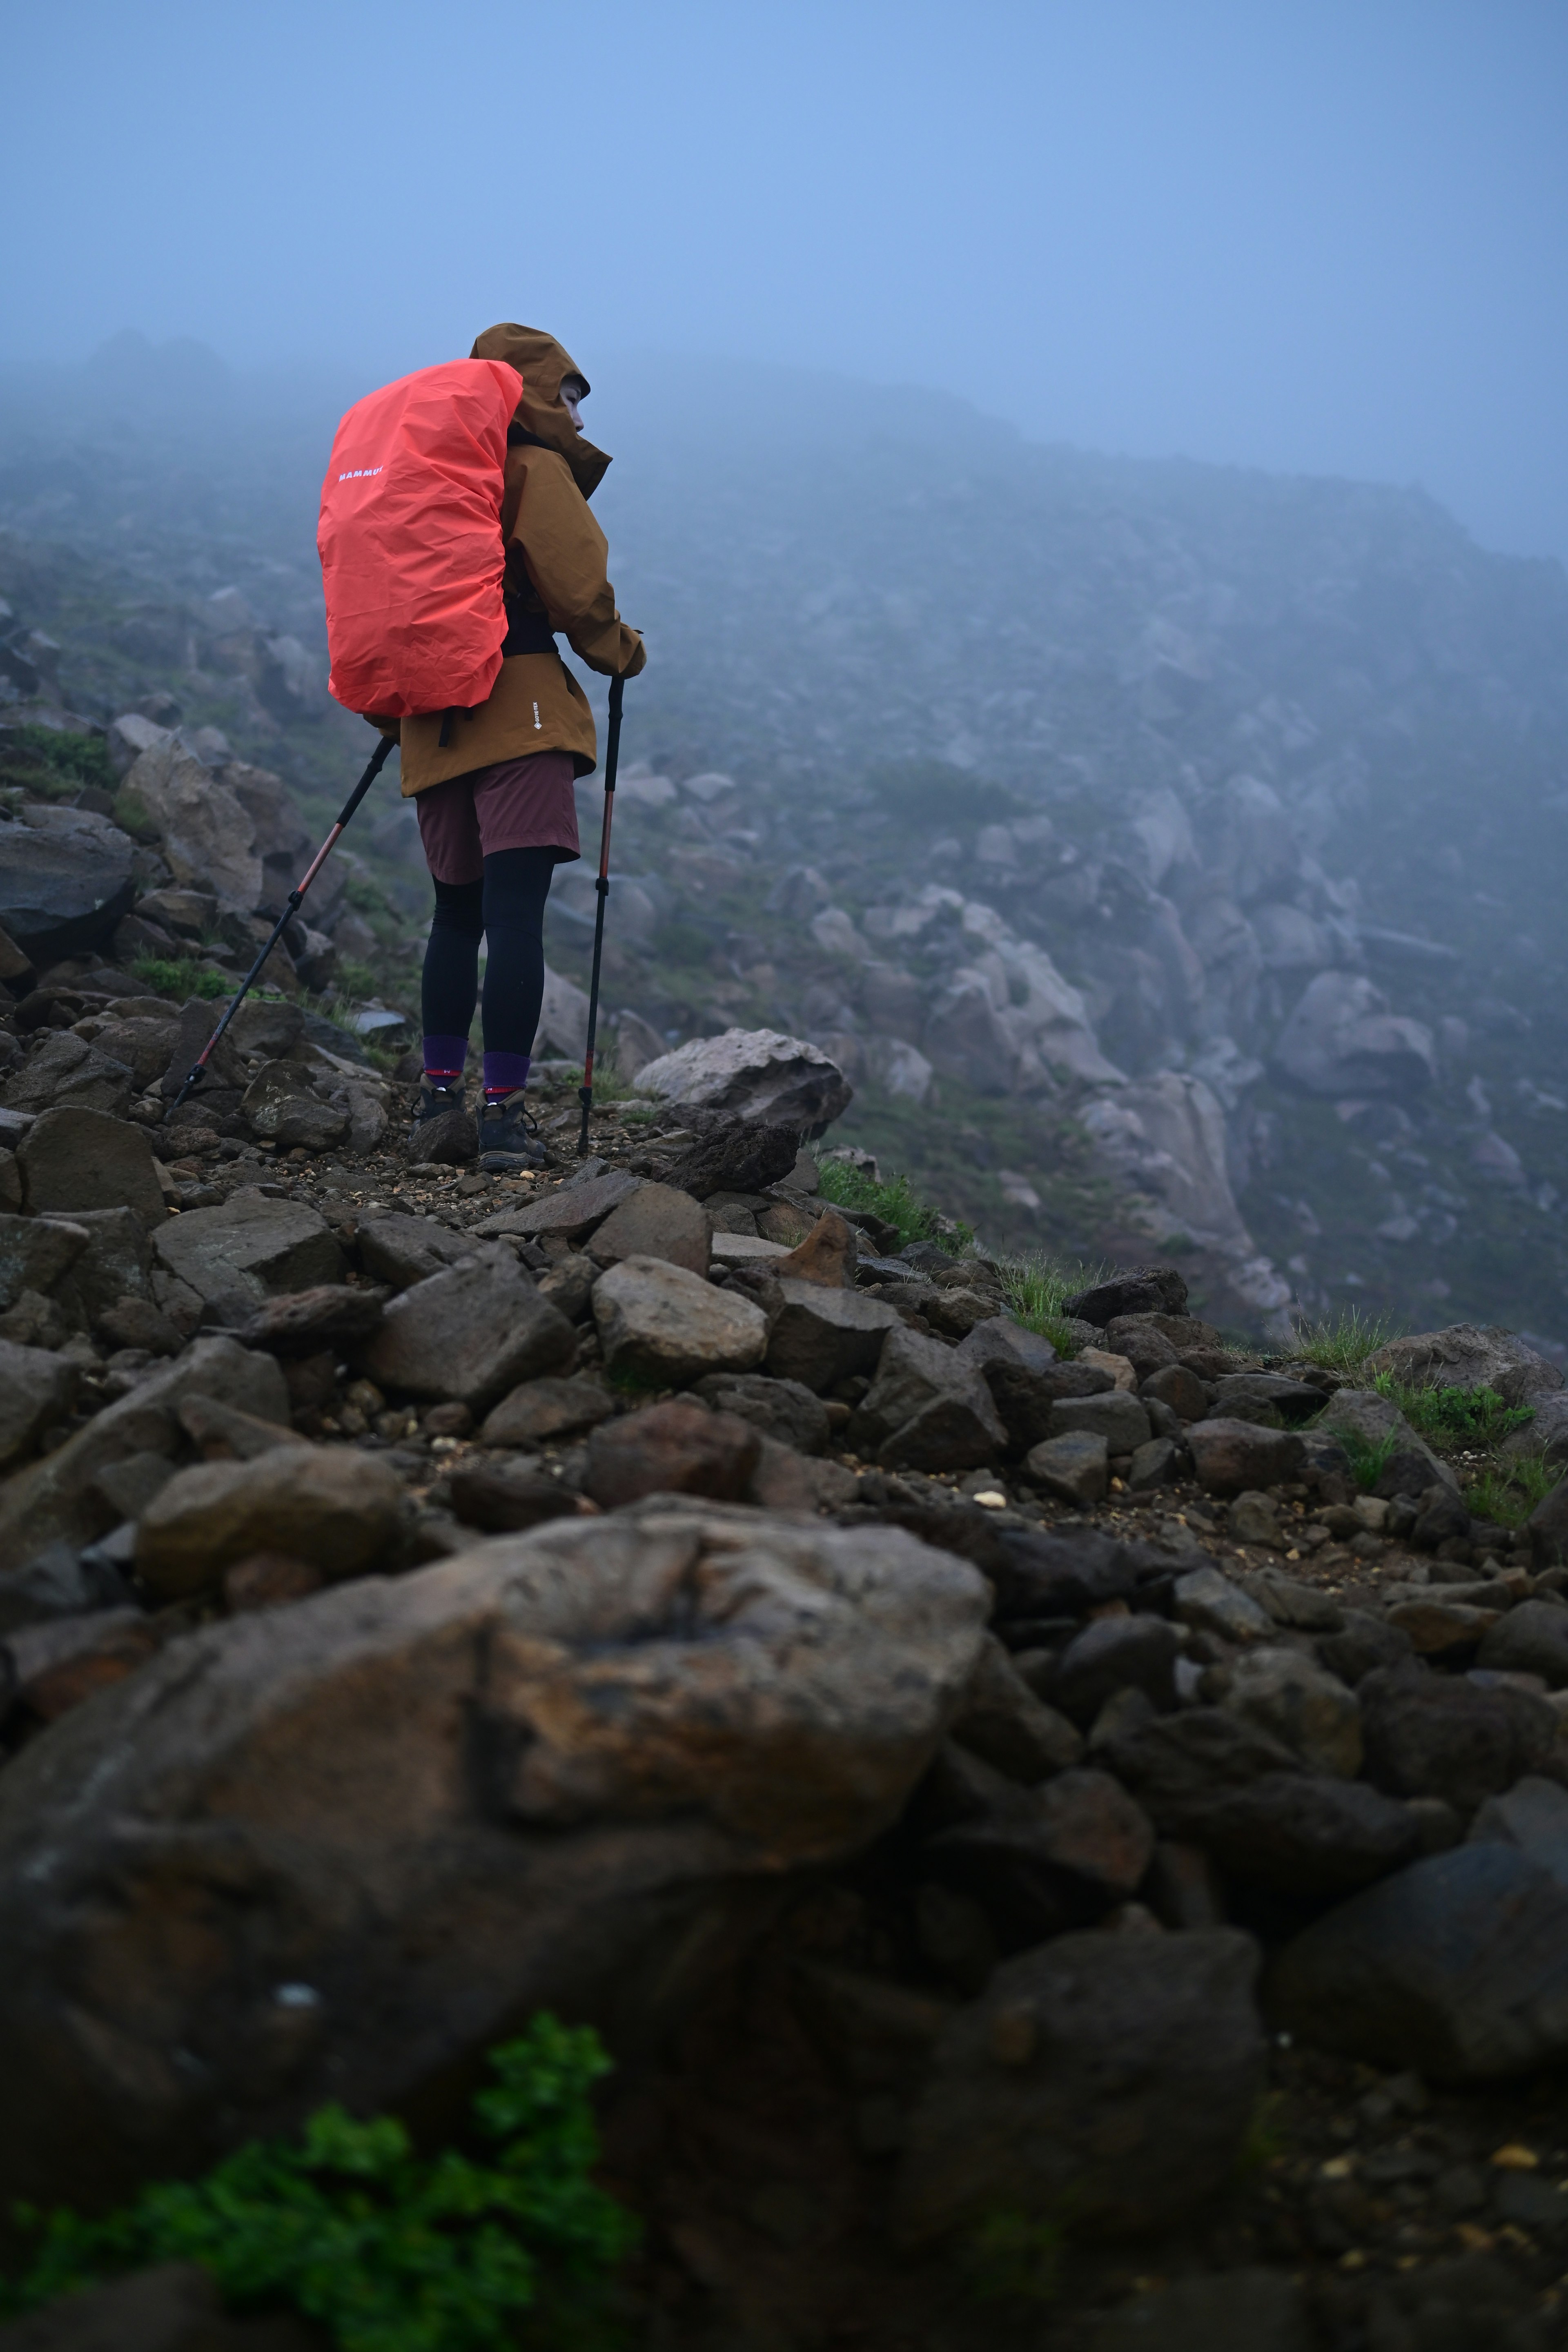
317, 357, 521, 718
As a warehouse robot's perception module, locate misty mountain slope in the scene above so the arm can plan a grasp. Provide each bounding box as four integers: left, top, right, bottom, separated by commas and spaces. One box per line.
2, 343, 1566, 1340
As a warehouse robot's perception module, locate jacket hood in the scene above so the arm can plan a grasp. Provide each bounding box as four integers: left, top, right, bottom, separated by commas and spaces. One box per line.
470, 323, 611, 499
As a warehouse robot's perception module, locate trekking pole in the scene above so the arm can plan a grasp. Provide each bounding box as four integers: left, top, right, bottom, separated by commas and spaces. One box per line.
170, 733, 396, 1112
577, 671, 627, 1155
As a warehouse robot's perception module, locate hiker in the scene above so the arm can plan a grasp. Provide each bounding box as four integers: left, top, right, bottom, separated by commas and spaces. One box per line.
370, 325, 644, 1161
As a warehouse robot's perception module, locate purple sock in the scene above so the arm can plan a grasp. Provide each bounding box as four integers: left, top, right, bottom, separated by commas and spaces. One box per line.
422, 1035, 468, 1084
483, 1051, 531, 1102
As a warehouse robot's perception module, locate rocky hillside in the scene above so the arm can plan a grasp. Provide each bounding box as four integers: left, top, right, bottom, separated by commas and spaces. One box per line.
4, 343, 1567, 1349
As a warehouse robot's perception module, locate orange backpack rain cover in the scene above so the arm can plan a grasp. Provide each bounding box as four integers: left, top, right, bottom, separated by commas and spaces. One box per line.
317, 358, 521, 717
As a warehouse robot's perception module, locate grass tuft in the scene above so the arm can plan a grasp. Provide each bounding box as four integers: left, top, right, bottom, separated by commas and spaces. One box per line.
1289, 1307, 1402, 1378
1464, 1451, 1561, 1529
129, 955, 229, 1002
1370, 1374, 1537, 1450
811, 1152, 972, 1251
998, 1253, 1109, 1359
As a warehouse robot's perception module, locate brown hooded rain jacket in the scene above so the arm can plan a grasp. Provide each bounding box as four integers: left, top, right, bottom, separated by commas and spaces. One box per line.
377, 324, 645, 795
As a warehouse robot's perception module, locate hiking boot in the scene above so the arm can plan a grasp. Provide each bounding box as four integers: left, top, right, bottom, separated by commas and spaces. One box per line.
412, 1077, 465, 1125
478, 1088, 545, 1172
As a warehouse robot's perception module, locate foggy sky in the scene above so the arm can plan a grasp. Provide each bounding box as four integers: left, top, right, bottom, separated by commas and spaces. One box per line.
4, 1, 1566, 564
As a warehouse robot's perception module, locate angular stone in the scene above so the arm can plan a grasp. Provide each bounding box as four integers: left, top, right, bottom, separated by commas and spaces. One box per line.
91, 1013, 183, 1091
1105, 1705, 1300, 1810
769, 1208, 858, 1289
949, 1633, 1085, 1784
0, 1339, 80, 1470
661, 1117, 801, 1199
1478, 1599, 1568, 1688
1240, 1567, 1344, 1633
690, 1370, 831, 1455
96, 1296, 183, 1356
223, 1553, 325, 1613
1101, 1314, 1179, 1380
122, 740, 263, 910
1169, 1770, 1416, 1899
16, 1106, 164, 1227
586, 1181, 711, 1275
1273, 1843, 1568, 2081
710, 1232, 790, 1269
1063, 1266, 1189, 1327
478, 1374, 615, 1448
0, 1499, 987, 2206
1, 1031, 134, 1119
744, 1437, 859, 1515
0, 1336, 289, 1560
1140, 1362, 1209, 1421
1050, 1390, 1152, 1452
2, 1608, 158, 1724
1186, 1417, 1306, 1495
763, 1276, 901, 1393
1022, 1428, 1108, 1507
1043, 1613, 1181, 1725
1316, 1386, 1458, 1494
1212, 1372, 1325, 1424
593, 1254, 768, 1385
404, 1102, 477, 1167
177, 1396, 306, 1463
1385, 1597, 1500, 1655
1128, 1436, 1178, 1490
1367, 1323, 1564, 1410
474, 1168, 642, 1241
0, 802, 136, 966
51, 1206, 155, 1325
1529, 1474, 1568, 1571
634, 1027, 853, 1134
153, 1192, 343, 1317
359, 1249, 575, 1408
957, 1321, 1109, 1454
927, 1766, 1156, 1934
1359, 1664, 1555, 1812
583, 1399, 761, 1509
1467, 1775, 1568, 1884
446, 1463, 587, 1535
238, 1284, 387, 1358
894, 1929, 1264, 2241
242, 1061, 348, 1152
1174, 1564, 1274, 1643
1219, 1646, 1363, 1777
136, 1445, 403, 1599
1227, 1490, 1284, 1547
155, 997, 248, 1097
355, 1213, 477, 1293
846, 1325, 1006, 1474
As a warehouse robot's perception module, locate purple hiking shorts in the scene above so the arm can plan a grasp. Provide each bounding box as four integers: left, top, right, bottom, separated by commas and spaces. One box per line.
414, 750, 580, 884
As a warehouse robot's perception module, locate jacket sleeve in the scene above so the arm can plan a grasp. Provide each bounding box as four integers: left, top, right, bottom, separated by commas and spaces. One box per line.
511, 450, 646, 678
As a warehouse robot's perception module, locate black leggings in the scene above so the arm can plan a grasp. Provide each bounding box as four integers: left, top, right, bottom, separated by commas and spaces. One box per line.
421, 848, 558, 1056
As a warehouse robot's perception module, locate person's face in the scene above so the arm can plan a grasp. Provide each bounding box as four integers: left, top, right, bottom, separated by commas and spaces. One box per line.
559, 377, 586, 432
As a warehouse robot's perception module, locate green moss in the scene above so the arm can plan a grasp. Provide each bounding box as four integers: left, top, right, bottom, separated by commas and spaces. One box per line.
0, 723, 115, 799
130, 956, 229, 1001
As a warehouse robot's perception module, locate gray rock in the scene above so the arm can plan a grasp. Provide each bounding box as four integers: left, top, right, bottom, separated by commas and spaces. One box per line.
155, 998, 248, 1097
633, 1026, 853, 1135
1467, 1775, 1568, 1888
1174, 1563, 1274, 1642
0, 1339, 79, 1471
52, 1207, 155, 1325
1185, 1418, 1306, 1495
478, 1374, 615, 1448
1022, 1428, 1109, 1506
359, 1248, 576, 1408
956, 1319, 1110, 1452
0, 1543, 127, 1638
0, 1213, 88, 1311
1272, 970, 1436, 1097
0, 1335, 289, 1561
1478, 1598, 1568, 1686
1273, 1842, 1568, 2080
1063, 1266, 1189, 1326
1217, 1646, 1363, 1777
1171, 1772, 1419, 1899
17, 1107, 165, 1227
893, 1928, 1265, 2241
1104, 1705, 1303, 1814
1229, 1489, 1285, 1545
1043, 1613, 1181, 1724
1506, 1390, 1568, 1466
1358, 1664, 1555, 1813
949, 1634, 1085, 1783
0, 1499, 986, 2207
473, 1168, 642, 1241
0, 2261, 274, 2352
0, 802, 137, 965
86, 1013, 180, 1091
1366, 1323, 1564, 1410
926, 1765, 1156, 1937
1529, 1473, 1568, 1570
1128, 1436, 1179, 1489
763, 1277, 901, 1393
1211, 1372, 1324, 1423
152, 1190, 343, 1317
594, 1254, 768, 1385
1087, 2269, 1312, 2352
355, 1213, 477, 1293
0, 1032, 134, 1119
241, 1061, 348, 1152
660, 1118, 801, 1200
846, 1325, 1007, 1473
1050, 1389, 1152, 1452
136, 1445, 404, 1600
121, 739, 262, 910
1319, 1607, 1414, 1685
586, 1180, 711, 1275
1316, 1386, 1458, 1494
1239, 1566, 1344, 1633
238, 1284, 386, 1357
690, 1371, 831, 1455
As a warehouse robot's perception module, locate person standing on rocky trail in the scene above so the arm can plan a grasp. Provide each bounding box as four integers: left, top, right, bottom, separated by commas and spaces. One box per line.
371, 324, 644, 1165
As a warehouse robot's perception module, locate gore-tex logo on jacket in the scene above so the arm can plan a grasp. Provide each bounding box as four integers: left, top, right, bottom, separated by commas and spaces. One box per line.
339, 466, 383, 481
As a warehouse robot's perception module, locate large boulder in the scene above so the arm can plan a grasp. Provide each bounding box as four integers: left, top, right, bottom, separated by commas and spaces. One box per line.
893, 1928, 1265, 2241
0, 1500, 988, 2207
0, 803, 137, 965
151, 1191, 343, 1319
1272, 970, 1437, 1097
120, 741, 263, 911
1364, 1323, 1564, 1410
633, 1028, 853, 1135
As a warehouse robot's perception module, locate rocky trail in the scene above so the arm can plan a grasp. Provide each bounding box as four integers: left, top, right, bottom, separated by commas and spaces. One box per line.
0, 721, 1566, 2346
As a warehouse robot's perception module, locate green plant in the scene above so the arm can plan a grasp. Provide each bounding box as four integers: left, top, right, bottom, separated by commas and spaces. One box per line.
1370, 1374, 1536, 1450
3, 2016, 637, 2352
967, 2207, 1065, 2303
998, 1253, 1107, 1359
0, 724, 115, 800
1289, 1307, 1402, 1378
811, 1152, 972, 1252
1336, 1427, 1399, 1494
1464, 1450, 1561, 1529
129, 955, 230, 1001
